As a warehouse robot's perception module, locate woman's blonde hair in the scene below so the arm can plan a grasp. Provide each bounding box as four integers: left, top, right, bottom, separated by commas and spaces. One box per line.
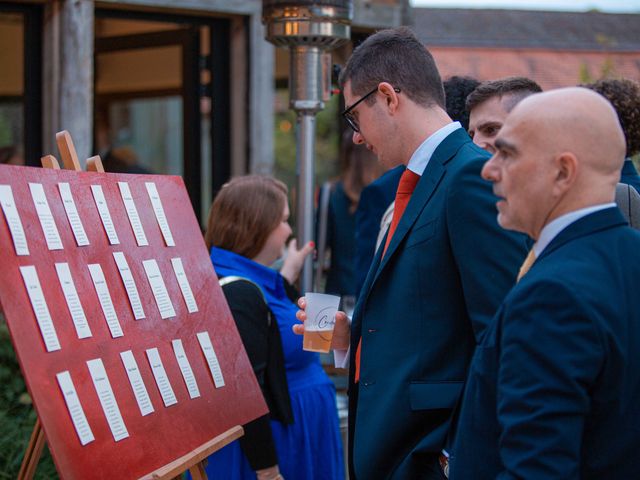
204, 175, 288, 259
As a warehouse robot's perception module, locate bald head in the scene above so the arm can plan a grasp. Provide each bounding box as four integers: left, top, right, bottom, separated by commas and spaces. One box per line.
482, 87, 627, 239
507, 87, 625, 178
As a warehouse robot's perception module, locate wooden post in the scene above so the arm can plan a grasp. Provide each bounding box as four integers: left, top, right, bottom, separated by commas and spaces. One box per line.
86, 155, 105, 173
41, 155, 61, 170
42, 1, 94, 164
17, 419, 46, 480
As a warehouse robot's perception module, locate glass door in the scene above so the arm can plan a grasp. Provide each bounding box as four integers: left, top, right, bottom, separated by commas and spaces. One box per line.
94, 10, 232, 222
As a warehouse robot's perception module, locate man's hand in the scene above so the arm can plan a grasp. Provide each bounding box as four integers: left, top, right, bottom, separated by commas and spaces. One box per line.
280, 239, 314, 284
293, 296, 351, 350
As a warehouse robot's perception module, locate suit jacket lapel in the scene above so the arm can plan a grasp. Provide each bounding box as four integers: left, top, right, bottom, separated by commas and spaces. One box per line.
538, 207, 627, 263
370, 128, 470, 287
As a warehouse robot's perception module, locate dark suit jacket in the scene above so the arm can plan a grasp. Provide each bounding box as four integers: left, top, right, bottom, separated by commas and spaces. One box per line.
324, 181, 357, 296
354, 165, 404, 296
621, 158, 640, 193
348, 128, 528, 479
450, 207, 640, 480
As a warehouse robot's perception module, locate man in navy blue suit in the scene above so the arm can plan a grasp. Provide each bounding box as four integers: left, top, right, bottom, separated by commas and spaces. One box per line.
296, 27, 527, 479
450, 87, 640, 479
353, 77, 484, 297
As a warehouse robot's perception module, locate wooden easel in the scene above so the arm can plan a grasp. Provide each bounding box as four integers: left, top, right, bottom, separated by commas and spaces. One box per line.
17, 131, 244, 480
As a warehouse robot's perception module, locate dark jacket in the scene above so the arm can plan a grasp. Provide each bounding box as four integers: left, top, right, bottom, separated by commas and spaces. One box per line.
220, 278, 293, 470
349, 129, 527, 478
451, 208, 640, 479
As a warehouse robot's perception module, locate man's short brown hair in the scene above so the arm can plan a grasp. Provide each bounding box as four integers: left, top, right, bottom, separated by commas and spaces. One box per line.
466, 76, 542, 113
339, 26, 445, 109
204, 175, 288, 259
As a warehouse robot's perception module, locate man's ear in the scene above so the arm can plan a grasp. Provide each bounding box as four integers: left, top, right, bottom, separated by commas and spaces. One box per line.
378, 82, 400, 112
554, 152, 578, 193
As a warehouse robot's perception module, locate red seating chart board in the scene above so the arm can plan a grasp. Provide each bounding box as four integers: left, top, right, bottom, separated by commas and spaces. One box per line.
0, 164, 267, 479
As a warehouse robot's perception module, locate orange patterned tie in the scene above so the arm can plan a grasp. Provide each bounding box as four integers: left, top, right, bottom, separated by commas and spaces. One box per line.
355, 169, 421, 382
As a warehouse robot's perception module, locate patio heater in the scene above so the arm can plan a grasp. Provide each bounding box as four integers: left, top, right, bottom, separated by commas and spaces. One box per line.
262, 0, 352, 293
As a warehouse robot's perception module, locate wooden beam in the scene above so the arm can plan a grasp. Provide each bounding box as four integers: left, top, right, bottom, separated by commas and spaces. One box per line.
140, 425, 243, 480
95, 0, 261, 16
17, 419, 45, 480
56, 130, 82, 171
40, 155, 61, 169
86, 155, 105, 173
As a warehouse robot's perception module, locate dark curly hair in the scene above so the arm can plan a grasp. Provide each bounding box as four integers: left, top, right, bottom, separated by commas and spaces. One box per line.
585, 78, 640, 157
443, 76, 481, 130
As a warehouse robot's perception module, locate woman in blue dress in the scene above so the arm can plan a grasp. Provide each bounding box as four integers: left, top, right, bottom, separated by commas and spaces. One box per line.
202, 175, 344, 480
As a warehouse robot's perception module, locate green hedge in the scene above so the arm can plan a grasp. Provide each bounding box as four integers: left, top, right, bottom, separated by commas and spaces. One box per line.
0, 318, 57, 479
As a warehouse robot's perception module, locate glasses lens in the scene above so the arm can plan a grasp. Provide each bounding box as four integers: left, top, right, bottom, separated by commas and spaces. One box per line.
345, 114, 359, 133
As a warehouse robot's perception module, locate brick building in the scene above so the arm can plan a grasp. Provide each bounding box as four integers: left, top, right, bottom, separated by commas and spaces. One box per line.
411, 8, 640, 89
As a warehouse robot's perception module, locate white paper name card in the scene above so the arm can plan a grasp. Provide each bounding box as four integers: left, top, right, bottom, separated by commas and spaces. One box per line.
29, 183, 63, 250
171, 258, 198, 313
113, 252, 145, 320
145, 348, 178, 407
19, 266, 61, 352
0, 185, 29, 255
58, 183, 90, 246
118, 182, 148, 247
197, 332, 225, 388
171, 339, 200, 399
142, 259, 176, 319
88, 264, 123, 338
91, 185, 120, 245
56, 371, 95, 446
120, 350, 154, 416
55, 263, 92, 339
145, 182, 175, 246
86, 358, 129, 442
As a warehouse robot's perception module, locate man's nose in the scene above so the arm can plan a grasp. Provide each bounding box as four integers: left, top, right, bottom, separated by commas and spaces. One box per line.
481, 156, 499, 182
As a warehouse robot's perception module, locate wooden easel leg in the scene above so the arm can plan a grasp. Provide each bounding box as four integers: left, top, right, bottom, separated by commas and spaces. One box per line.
18, 418, 45, 480
187, 461, 207, 480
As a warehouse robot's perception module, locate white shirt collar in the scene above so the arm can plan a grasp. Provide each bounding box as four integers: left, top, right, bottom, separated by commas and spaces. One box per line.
407, 122, 462, 176
533, 203, 616, 257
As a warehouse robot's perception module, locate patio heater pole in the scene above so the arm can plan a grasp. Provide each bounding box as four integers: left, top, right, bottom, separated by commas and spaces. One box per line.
262, 0, 352, 293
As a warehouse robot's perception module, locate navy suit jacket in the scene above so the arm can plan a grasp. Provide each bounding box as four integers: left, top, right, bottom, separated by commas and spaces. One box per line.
354, 165, 404, 296
621, 158, 640, 193
348, 128, 528, 479
450, 207, 640, 480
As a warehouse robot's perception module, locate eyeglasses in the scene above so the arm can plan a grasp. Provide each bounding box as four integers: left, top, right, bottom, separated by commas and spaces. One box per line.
341, 85, 401, 133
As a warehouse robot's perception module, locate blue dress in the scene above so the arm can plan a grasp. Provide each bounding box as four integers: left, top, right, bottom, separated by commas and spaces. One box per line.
201, 247, 344, 480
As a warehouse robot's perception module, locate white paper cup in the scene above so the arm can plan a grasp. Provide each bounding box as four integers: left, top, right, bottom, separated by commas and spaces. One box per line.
303, 293, 341, 353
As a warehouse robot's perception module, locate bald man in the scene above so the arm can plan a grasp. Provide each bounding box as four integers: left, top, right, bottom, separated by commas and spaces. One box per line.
449, 88, 640, 479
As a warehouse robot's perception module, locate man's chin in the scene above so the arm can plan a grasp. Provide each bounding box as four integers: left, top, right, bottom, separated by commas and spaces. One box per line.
497, 213, 513, 231
497, 214, 528, 235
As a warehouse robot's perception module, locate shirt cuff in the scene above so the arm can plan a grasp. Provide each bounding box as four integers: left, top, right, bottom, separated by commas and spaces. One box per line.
334, 347, 350, 369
